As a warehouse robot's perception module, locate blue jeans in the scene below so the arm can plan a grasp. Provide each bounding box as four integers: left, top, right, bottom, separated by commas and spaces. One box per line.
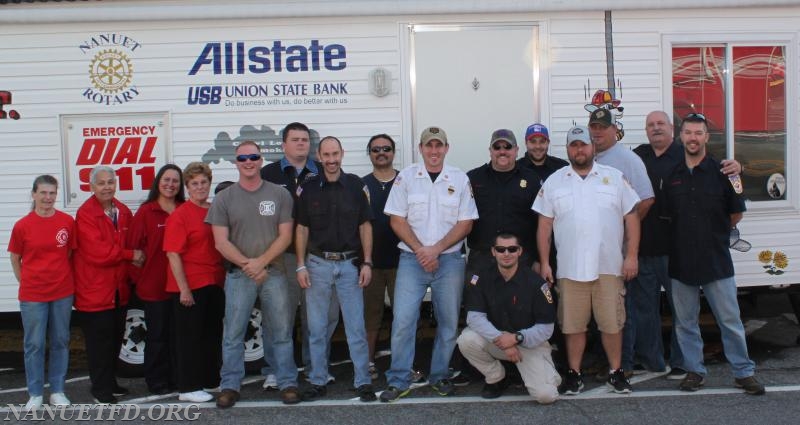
20, 295, 73, 396
386, 251, 465, 389
662, 274, 685, 370
622, 256, 667, 371
220, 267, 297, 391
262, 253, 338, 377
306, 255, 368, 387
671, 276, 755, 378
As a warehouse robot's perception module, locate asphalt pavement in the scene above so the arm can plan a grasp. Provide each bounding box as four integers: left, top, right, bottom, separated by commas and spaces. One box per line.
1, 293, 800, 424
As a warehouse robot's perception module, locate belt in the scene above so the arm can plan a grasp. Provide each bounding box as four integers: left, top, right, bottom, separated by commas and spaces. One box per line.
309, 250, 358, 261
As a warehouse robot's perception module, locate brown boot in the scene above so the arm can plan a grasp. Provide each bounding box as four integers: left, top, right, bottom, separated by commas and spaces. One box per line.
280, 386, 302, 405
215, 389, 240, 409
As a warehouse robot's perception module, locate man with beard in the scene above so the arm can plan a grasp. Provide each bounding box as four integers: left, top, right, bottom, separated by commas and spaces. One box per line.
295, 136, 376, 402
630, 111, 742, 380
663, 113, 764, 395
260, 122, 338, 388
534, 126, 640, 395
516, 123, 568, 186
457, 233, 560, 404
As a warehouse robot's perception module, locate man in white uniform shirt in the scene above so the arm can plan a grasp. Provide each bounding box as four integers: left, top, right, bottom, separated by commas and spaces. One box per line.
379, 126, 479, 402
534, 125, 640, 395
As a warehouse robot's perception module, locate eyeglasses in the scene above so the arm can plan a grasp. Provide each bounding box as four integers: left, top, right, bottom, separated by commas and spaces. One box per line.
492, 144, 514, 151
236, 153, 262, 162
684, 113, 707, 122
493, 245, 520, 254
369, 146, 393, 153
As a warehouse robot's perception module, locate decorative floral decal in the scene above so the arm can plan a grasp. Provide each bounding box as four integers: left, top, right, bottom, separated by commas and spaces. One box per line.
758, 250, 788, 275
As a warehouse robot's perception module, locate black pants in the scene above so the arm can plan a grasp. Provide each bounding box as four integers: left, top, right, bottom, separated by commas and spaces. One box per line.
79, 306, 124, 398
173, 285, 224, 393
143, 298, 177, 391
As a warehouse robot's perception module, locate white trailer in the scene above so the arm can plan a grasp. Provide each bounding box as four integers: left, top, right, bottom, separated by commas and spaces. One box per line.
1, 0, 798, 368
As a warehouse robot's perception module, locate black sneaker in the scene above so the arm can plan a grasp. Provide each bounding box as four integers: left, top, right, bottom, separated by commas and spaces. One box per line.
481, 377, 509, 399
450, 370, 471, 387
431, 379, 455, 396
112, 385, 130, 397
679, 372, 705, 392
410, 369, 427, 384
379, 386, 409, 403
734, 376, 766, 395
666, 367, 688, 380
92, 393, 118, 405
606, 369, 632, 394
558, 369, 584, 395
356, 384, 377, 402
302, 384, 327, 401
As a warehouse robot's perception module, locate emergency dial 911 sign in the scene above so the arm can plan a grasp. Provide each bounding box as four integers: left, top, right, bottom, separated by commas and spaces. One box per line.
61, 113, 169, 208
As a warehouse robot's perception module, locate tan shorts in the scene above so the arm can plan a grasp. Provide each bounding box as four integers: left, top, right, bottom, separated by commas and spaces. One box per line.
363, 268, 396, 332
557, 274, 625, 334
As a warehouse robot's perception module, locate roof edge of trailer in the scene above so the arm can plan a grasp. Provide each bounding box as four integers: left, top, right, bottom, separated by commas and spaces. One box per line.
1, 0, 799, 24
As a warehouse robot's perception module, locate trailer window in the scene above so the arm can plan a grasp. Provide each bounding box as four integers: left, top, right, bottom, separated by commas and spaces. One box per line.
672, 45, 787, 202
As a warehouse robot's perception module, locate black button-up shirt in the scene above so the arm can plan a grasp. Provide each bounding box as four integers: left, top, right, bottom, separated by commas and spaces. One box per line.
467, 164, 541, 258
465, 265, 555, 333
362, 172, 400, 269
295, 171, 373, 254
516, 154, 569, 186
634, 141, 685, 257
664, 155, 745, 285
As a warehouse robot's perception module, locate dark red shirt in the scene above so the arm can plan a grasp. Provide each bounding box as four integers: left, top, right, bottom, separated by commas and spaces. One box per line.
128, 201, 181, 301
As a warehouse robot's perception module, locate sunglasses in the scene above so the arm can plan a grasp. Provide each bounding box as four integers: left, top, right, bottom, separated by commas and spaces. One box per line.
493, 245, 520, 254
492, 144, 514, 151
684, 112, 707, 122
370, 146, 393, 153
236, 153, 262, 162
729, 227, 752, 253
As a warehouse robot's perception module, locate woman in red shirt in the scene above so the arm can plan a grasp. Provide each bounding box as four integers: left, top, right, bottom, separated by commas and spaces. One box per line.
164, 162, 225, 403
73, 166, 144, 404
9, 175, 76, 410
128, 164, 185, 395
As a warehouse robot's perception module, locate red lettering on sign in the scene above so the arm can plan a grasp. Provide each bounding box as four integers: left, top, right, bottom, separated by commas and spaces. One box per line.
101, 138, 119, 164
139, 137, 157, 162
114, 137, 140, 164
76, 139, 105, 165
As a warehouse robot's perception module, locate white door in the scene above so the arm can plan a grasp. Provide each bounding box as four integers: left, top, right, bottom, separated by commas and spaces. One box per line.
412, 24, 538, 172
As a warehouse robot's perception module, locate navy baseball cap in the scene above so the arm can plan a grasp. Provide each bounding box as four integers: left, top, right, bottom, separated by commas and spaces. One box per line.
525, 123, 549, 141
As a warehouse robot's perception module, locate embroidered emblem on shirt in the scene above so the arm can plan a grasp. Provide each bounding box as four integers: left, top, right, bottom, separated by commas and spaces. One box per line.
520, 179, 527, 188
447, 185, 455, 195
602, 176, 610, 185
469, 275, 479, 285
56, 228, 69, 248
394, 175, 403, 185
541, 282, 554, 304
295, 186, 303, 197
259, 201, 276, 216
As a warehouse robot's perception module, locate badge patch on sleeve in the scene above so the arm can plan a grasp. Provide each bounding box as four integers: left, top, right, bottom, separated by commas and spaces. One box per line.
541, 282, 554, 304
469, 275, 479, 285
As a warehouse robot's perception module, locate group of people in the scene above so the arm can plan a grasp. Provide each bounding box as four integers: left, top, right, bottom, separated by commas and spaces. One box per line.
9, 109, 766, 412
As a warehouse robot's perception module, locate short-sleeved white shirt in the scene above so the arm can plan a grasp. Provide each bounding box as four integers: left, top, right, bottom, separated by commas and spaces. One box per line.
532, 163, 639, 281
384, 162, 479, 254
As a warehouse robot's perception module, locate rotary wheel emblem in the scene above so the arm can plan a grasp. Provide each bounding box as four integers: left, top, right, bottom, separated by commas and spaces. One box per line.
89, 49, 133, 94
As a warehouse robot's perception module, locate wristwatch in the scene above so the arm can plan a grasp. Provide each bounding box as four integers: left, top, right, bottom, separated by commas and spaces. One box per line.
515, 332, 524, 344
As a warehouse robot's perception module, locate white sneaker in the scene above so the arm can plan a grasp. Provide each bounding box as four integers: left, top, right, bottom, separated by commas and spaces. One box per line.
49, 392, 70, 406
178, 390, 213, 403
262, 374, 278, 390
25, 396, 43, 410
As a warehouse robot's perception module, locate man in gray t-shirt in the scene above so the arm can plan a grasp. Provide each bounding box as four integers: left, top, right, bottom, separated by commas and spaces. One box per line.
206, 140, 301, 408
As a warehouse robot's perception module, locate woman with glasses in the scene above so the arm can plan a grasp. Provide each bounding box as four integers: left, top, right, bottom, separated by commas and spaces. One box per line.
9, 175, 76, 410
164, 162, 225, 403
127, 164, 185, 395
74, 166, 144, 404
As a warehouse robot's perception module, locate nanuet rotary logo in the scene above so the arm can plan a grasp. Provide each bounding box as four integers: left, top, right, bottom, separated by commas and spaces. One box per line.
89, 49, 133, 94
79, 33, 142, 105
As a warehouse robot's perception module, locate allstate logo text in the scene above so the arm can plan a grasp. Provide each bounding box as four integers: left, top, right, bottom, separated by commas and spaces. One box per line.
189, 40, 346, 75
